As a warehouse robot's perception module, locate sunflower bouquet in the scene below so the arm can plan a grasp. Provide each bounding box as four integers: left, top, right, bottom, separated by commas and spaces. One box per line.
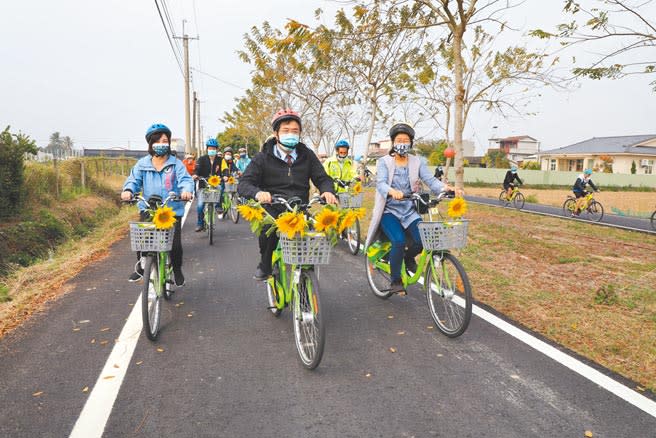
417, 196, 469, 251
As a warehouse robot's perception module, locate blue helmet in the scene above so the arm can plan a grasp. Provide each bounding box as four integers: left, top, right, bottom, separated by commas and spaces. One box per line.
510, 165, 518, 173
335, 139, 350, 149
206, 138, 219, 148
584, 168, 592, 175
355, 155, 363, 162
145, 123, 171, 143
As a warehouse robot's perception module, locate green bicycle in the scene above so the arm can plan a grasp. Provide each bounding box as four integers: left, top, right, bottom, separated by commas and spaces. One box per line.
220, 175, 240, 224
126, 193, 185, 341
498, 185, 525, 210
335, 178, 363, 255
265, 195, 329, 369
199, 178, 222, 245
366, 192, 473, 337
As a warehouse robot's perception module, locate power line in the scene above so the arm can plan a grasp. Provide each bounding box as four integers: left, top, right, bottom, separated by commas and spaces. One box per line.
190, 68, 246, 90
153, 0, 184, 78
160, 0, 183, 59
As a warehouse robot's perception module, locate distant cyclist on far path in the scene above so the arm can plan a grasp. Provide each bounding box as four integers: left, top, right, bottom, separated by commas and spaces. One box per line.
502, 165, 523, 200
193, 138, 223, 231
572, 168, 599, 216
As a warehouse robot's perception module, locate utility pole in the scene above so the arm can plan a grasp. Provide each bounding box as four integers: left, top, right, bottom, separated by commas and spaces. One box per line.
174, 22, 198, 155
197, 98, 203, 157
191, 90, 197, 156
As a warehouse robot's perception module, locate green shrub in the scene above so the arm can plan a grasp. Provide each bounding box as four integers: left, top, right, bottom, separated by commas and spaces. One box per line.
0, 127, 37, 218
525, 194, 539, 203
594, 284, 619, 306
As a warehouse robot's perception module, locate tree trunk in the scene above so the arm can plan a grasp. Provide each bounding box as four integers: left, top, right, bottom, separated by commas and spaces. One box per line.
453, 28, 466, 192
362, 93, 378, 178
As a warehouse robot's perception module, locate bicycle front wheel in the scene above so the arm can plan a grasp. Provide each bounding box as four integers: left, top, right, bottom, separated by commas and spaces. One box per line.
651, 211, 656, 230
142, 255, 162, 341
162, 252, 173, 301
346, 218, 360, 255
207, 203, 214, 245
425, 252, 472, 338
229, 194, 239, 223
513, 192, 525, 210
365, 253, 393, 299
293, 269, 325, 369
587, 200, 604, 222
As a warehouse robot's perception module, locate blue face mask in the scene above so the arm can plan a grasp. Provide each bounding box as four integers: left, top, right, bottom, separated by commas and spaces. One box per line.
394, 143, 411, 156
152, 143, 170, 156
279, 134, 300, 149
208, 150, 217, 157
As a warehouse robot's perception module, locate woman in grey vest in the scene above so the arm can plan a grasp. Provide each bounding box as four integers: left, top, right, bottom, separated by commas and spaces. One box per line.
365, 123, 456, 294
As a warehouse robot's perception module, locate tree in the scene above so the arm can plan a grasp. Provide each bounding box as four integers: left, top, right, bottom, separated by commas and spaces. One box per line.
631, 160, 637, 174
482, 148, 509, 168
531, 0, 656, 90
0, 126, 37, 217
217, 128, 259, 156
45, 132, 63, 156
414, 139, 448, 162
221, 87, 279, 149
62, 136, 74, 153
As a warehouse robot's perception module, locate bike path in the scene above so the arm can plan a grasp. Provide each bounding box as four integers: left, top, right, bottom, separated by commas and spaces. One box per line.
467, 195, 655, 233
1, 206, 655, 437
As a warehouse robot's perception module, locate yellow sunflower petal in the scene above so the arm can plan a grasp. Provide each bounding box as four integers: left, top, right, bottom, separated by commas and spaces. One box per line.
207, 175, 221, 187
314, 208, 340, 232
447, 197, 468, 219
153, 206, 177, 229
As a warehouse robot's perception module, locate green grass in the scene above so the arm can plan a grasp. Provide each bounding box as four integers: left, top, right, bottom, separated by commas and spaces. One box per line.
0, 285, 10, 303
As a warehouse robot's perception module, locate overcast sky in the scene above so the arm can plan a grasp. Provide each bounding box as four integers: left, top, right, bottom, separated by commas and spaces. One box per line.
1, 0, 654, 155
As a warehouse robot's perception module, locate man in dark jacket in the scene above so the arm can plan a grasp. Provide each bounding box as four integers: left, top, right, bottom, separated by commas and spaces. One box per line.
193, 138, 224, 231
238, 108, 337, 280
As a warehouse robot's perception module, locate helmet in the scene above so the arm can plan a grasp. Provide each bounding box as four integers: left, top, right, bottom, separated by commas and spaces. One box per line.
223, 147, 233, 154
238, 147, 247, 153
271, 108, 302, 131
206, 138, 219, 148
510, 165, 518, 173
335, 139, 350, 149
584, 168, 592, 175
217, 150, 223, 157
389, 122, 415, 143
145, 123, 171, 143
355, 155, 363, 162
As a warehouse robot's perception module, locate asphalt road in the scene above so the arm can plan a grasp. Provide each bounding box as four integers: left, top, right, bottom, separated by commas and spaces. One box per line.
1, 202, 655, 437
467, 195, 655, 234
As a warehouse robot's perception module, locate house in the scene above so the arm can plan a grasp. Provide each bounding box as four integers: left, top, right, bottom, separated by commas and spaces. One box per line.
488, 135, 540, 163
540, 134, 656, 175
368, 139, 392, 159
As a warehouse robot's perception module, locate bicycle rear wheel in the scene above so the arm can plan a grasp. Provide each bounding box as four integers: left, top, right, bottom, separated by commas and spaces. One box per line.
365, 253, 393, 299
651, 211, 656, 230
206, 203, 214, 245
293, 269, 325, 369
498, 191, 508, 206
346, 218, 360, 255
563, 198, 576, 217
141, 255, 162, 341
425, 252, 472, 338
586, 200, 604, 222
229, 194, 239, 223
513, 192, 525, 210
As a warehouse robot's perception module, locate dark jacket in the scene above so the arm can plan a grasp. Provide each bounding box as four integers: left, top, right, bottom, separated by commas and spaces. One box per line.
503, 170, 523, 188
238, 139, 334, 204
573, 176, 597, 193
221, 160, 239, 178
195, 155, 223, 188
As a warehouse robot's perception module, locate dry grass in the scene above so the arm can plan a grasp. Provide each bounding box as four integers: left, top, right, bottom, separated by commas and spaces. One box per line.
467, 187, 655, 217
0, 207, 137, 338
360, 187, 656, 391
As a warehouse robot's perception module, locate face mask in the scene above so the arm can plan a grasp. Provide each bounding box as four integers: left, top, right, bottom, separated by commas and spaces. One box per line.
279, 133, 300, 148
152, 143, 170, 156
225, 154, 233, 161
208, 150, 217, 157
394, 143, 410, 156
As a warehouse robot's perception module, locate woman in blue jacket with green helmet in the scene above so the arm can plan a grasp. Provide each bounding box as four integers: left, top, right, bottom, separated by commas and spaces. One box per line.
121, 124, 194, 286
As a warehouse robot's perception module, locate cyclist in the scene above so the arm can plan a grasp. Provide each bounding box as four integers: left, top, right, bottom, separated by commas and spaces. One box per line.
324, 139, 358, 193
238, 108, 337, 280
193, 138, 223, 232
235, 147, 251, 175
572, 168, 599, 216
364, 122, 456, 294
434, 165, 444, 181
502, 165, 523, 200
182, 153, 196, 176
120, 123, 194, 286
221, 147, 239, 180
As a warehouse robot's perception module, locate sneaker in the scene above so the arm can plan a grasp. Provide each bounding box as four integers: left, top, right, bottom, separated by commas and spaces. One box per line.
173, 269, 185, 287
404, 257, 418, 274
389, 280, 406, 296
128, 266, 144, 282
195, 224, 204, 232
253, 265, 271, 281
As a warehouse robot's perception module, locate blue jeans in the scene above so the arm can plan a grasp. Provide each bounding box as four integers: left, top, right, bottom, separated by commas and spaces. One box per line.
379, 214, 423, 282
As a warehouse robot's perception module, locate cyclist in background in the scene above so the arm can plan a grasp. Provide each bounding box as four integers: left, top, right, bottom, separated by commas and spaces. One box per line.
238, 108, 337, 280
221, 147, 239, 180
193, 138, 223, 231
323, 139, 357, 193
502, 165, 523, 200
235, 147, 251, 175
121, 123, 194, 286
572, 168, 599, 216
434, 165, 444, 181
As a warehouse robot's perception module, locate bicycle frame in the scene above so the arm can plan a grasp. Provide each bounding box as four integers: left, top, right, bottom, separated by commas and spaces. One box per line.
268, 248, 318, 316
368, 247, 451, 290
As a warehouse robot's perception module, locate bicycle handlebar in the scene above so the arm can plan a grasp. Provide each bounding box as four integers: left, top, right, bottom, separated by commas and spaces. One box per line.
122, 192, 188, 207
270, 194, 326, 212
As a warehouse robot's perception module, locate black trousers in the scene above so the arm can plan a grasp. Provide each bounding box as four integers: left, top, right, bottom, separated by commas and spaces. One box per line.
258, 204, 286, 274
136, 211, 183, 270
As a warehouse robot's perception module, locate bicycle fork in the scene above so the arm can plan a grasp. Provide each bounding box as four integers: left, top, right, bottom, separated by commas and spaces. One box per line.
427, 253, 455, 300
293, 267, 317, 324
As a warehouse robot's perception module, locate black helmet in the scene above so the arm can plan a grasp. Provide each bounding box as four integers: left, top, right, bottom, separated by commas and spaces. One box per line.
389, 123, 415, 143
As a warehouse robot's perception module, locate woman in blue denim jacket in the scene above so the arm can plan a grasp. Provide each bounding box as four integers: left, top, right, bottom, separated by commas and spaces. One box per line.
121, 124, 194, 286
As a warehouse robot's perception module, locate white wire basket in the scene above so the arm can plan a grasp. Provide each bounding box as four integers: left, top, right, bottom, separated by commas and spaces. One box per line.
417, 220, 469, 251
201, 188, 222, 203
279, 233, 332, 265
338, 192, 363, 208
129, 222, 174, 252
224, 182, 238, 193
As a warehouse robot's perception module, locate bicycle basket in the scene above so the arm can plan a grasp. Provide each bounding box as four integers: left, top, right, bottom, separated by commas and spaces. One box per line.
201, 188, 222, 203
225, 182, 238, 193
337, 193, 363, 208
279, 233, 332, 265
129, 222, 174, 252
417, 220, 469, 251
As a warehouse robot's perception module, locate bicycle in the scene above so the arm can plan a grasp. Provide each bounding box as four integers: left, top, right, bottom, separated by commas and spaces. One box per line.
199, 178, 222, 245
365, 192, 473, 337
650, 207, 655, 230
265, 195, 330, 369
563, 191, 604, 222
498, 185, 525, 209
363, 168, 376, 187
334, 178, 363, 255
125, 193, 185, 341
220, 175, 240, 224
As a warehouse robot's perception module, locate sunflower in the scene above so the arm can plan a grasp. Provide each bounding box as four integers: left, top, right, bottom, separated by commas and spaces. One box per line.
275, 211, 307, 238
227, 176, 236, 185
351, 207, 366, 220
352, 181, 363, 195
314, 207, 340, 232
447, 197, 468, 219
152, 206, 177, 229
237, 204, 265, 222
207, 175, 221, 187
338, 210, 357, 234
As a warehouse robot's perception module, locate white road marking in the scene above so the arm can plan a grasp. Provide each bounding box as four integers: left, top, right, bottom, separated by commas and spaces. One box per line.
416, 274, 656, 418
69, 201, 192, 437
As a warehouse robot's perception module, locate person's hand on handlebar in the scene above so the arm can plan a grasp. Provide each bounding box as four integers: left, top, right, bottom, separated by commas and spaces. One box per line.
321, 192, 338, 205
192, 174, 199, 180
388, 188, 404, 200
180, 191, 193, 201
256, 191, 272, 204
444, 184, 464, 198
120, 190, 133, 201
